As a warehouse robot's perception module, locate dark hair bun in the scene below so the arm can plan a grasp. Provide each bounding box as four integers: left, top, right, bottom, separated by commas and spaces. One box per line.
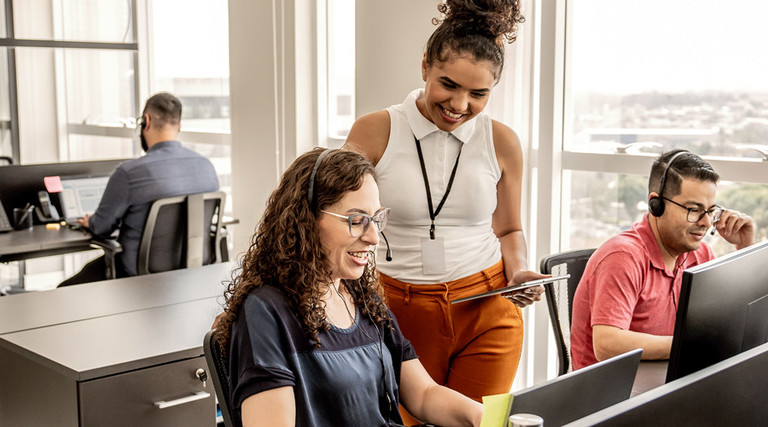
437, 0, 524, 43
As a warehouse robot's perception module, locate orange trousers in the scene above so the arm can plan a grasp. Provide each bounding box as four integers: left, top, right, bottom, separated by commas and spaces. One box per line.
380, 260, 524, 425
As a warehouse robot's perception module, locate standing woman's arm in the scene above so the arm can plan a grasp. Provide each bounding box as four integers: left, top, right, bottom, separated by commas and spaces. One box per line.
491, 120, 547, 305
343, 110, 391, 165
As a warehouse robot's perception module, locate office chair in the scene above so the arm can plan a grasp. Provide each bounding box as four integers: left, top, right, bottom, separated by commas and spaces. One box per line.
92, 191, 226, 279
539, 248, 596, 376
204, 329, 234, 427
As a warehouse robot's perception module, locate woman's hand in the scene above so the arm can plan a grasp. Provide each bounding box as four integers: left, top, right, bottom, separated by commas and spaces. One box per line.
502, 269, 546, 307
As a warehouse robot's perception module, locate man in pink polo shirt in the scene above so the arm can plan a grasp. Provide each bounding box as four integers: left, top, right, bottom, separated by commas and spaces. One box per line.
570, 149, 756, 369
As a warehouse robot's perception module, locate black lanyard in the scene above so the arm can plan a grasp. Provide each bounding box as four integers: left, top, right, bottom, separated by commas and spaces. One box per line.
414, 135, 463, 240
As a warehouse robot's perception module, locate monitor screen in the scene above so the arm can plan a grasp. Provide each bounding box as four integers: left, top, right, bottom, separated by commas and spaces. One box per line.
667, 240, 768, 382
509, 348, 642, 426
59, 175, 111, 221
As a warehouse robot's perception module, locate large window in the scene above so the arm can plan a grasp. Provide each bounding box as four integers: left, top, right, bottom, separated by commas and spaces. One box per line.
149, 0, 230, 133
0, 0, 231, 290
0, 0, 140, 164
559, 0, 768, 254
147, 0, 231, 211
320, 0, 355, 145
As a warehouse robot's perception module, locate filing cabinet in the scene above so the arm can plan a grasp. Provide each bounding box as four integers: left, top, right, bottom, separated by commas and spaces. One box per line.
0, 297, 220, 426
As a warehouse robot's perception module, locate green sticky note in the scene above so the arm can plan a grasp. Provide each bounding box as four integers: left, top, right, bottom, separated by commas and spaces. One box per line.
479, 393, 513, 427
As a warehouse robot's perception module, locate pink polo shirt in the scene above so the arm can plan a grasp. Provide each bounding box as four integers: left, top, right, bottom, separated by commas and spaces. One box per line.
570, 214, 715, 369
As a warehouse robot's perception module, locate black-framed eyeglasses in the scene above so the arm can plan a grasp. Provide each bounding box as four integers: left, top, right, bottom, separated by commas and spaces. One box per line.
663, 197, 722, 223
321, 208, 390, 237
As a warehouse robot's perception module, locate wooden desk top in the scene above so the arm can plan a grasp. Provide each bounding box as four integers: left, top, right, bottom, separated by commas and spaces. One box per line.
0, 262, 233, 335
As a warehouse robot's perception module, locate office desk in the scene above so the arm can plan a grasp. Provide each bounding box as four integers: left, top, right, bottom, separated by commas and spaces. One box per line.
0, 263, 233, 426
0, 224, 93, 262
0, 261, 232, 335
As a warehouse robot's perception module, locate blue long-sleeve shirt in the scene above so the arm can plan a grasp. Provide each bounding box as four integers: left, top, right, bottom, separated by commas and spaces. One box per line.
89, 140, 219, 276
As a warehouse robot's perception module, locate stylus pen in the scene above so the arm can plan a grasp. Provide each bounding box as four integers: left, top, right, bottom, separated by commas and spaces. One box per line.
17, 203, 34, 225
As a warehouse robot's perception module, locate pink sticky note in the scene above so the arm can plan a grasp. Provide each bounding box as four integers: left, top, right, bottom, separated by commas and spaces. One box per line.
44, 176, 64, 193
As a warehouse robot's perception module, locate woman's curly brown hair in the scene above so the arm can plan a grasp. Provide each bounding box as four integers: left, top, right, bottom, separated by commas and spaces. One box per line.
426, 0, 526, 81
215, 148, 392, 352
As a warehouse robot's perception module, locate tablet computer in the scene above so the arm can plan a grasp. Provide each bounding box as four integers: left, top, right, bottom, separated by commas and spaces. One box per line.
450, 274, 570, 304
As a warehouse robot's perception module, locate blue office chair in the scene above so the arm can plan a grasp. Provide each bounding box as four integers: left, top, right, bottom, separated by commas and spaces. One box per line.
540, 248, 596, 376
204, 329, 234, 427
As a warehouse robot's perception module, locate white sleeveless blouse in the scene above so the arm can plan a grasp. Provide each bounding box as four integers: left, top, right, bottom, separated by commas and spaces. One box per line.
375, 89, 502, 283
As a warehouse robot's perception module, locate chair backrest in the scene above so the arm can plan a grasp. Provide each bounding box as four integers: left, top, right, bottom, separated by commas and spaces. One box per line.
204, 329, 234, 427
540, 248, 596, 376
137, 191, 225, 275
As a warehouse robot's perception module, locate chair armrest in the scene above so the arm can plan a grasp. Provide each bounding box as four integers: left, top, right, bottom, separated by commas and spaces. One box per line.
90, 237, 123, 254
90, 237, 123, 280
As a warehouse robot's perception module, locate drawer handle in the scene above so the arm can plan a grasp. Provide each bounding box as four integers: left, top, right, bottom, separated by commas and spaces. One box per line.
154, 391, 211, 409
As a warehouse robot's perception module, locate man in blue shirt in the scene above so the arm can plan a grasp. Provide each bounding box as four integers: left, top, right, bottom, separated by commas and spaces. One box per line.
59, 92, 219, 286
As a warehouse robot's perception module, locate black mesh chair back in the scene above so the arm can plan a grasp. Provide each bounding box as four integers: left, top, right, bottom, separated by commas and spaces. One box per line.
204, 329, 233, 427
540, 248, 596, 376
137, 191, 225, 275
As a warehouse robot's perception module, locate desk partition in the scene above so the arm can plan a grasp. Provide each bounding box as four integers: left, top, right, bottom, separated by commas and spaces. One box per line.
567, 341, 768, 426
0, 159, 126, 223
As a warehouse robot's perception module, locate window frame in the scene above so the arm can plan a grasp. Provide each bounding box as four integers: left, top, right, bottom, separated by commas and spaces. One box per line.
526, 0, 768, 383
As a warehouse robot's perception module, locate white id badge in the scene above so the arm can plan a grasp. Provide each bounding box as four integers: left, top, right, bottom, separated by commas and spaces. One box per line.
421, 236, 446, 275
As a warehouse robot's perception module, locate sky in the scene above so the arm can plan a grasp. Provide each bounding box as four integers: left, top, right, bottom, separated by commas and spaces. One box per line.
569, 0, 768, 94
152, 0, 230, 79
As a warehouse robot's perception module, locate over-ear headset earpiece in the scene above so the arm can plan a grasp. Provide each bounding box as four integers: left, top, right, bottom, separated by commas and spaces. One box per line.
307, 148, 334, 211
649, 151, 687, 217
308, 148, 393, 261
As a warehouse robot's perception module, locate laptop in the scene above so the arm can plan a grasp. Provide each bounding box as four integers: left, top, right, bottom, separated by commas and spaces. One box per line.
58, 174, 111, 223
508, 348, 642, 427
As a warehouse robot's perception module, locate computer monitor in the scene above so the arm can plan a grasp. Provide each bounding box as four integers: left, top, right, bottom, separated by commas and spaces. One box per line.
666, 239, 768, 382
0, 159, 123, 223
59, 175, 111, 222
508, 348, 642, 426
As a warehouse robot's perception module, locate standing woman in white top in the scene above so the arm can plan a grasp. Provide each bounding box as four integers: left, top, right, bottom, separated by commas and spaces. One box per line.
345, 0, 546, 424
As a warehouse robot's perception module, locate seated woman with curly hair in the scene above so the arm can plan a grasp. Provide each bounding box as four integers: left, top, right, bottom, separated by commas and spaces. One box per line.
214, 148, 482, 427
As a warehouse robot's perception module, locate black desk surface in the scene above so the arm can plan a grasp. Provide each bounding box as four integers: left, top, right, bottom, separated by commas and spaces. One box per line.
0, 224, 93, 262
0, 261, 233, 335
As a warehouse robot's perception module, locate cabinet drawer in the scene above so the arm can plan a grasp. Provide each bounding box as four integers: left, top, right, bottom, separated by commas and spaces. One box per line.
79, 356, 215, 427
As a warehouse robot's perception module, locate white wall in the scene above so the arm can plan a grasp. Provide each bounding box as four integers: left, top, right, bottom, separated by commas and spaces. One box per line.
227, 0, 317, 258
228, 0, 282, 256
355, 1, 435, 116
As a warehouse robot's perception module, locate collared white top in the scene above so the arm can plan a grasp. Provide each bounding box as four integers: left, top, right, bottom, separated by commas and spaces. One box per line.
376, 89, 502, 283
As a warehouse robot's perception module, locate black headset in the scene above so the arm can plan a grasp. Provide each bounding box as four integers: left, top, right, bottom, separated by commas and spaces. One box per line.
648, 150, 687, 217
308, 148, 393, 261
309, 150, 397, 421
307, 148, 334, 211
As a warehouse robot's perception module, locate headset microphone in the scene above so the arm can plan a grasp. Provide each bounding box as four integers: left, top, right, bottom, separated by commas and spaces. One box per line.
380, 231, 393, 262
